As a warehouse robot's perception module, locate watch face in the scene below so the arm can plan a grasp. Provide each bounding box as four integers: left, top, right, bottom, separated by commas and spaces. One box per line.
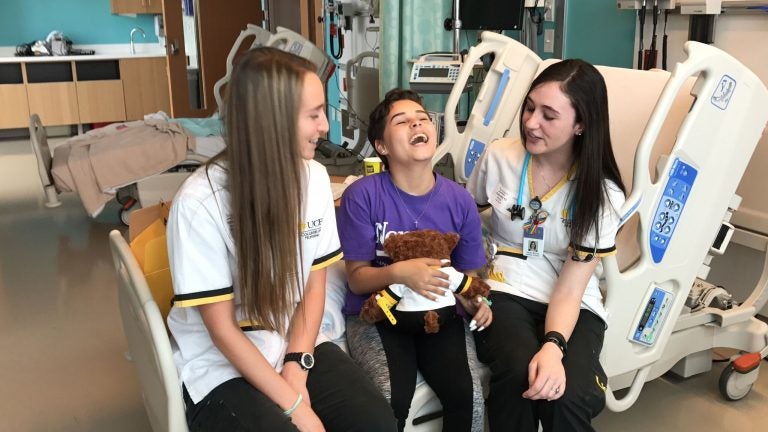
529, 197, 542, 211
300, 353, 315, 369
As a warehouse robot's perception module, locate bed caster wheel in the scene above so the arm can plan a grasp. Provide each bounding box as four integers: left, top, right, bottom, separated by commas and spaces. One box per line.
116, 185, 138, 205
718, 352, 761, 401
119, 198, 139, 226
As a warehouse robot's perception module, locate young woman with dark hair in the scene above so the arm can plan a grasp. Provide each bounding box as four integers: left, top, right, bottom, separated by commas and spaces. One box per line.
166, 47, 396, 432
467, 59, 626, 431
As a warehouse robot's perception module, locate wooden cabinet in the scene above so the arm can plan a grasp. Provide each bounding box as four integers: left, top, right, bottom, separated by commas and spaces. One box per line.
0, 56, 170, 129
75, 60, 126, 123
0, 84, 30, 128
111, 0, 162, 14
25, 62, 80, 126
77, 80, 126, 123
120, 57, 170, 120
27, 82, 80, 126
0, 63, 28, 128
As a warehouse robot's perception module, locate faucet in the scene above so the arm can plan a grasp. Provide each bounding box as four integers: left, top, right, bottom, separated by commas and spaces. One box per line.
130, 27, 146, 54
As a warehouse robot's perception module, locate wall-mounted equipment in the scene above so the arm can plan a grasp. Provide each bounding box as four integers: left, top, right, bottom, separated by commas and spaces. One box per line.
409, 53, 464, 94
460, 0, 525, 30
678, 0, 722, 14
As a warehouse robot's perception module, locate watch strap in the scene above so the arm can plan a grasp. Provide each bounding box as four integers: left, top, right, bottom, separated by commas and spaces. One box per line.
542, 331, 567, 357
284, 352, 313, 370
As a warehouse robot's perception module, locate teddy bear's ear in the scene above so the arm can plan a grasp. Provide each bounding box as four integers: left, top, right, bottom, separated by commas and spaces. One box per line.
444, 232, 460, 251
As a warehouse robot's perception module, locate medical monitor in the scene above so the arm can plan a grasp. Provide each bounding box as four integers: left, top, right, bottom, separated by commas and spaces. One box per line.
459, 0, 524, 31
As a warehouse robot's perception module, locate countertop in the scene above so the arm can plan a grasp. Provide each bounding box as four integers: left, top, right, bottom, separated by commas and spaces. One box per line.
0, 43, 165, 63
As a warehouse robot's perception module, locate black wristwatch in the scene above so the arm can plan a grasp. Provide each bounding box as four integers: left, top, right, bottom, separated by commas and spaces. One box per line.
542, 331, 568, 357
284, 352, 315, 371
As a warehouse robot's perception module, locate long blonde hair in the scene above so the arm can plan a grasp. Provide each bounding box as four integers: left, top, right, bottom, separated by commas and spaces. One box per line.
213, 47, 316, 334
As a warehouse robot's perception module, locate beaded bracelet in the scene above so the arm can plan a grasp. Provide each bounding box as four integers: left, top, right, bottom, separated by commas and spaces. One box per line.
476, 295, 493, 307
283, 393, 303, 417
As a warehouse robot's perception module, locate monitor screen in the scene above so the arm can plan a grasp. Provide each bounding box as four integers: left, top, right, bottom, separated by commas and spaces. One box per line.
418, 68, 451, 78
459, 0, 524, 31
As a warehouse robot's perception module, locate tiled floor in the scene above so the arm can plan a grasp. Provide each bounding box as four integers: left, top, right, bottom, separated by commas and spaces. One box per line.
1, 136, 766, 431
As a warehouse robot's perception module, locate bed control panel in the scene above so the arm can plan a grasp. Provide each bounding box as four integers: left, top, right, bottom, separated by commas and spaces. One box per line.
650, 157, 698, 263
630, 286, 674, 346
464, 139, 486, 178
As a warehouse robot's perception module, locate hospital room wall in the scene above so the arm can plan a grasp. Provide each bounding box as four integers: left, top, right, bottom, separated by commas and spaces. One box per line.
562, 0, 637, 67
0, 0, 158, 45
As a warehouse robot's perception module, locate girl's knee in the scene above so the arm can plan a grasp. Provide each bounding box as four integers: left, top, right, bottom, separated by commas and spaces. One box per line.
557, 381, 606, 419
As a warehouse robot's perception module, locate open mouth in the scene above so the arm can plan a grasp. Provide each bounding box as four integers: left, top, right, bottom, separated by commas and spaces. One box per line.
526, 132, 541, 141
409, 134, 428, 145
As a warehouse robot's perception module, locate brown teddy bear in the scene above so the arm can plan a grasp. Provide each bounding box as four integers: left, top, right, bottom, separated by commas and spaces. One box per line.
359, 229, 490, 333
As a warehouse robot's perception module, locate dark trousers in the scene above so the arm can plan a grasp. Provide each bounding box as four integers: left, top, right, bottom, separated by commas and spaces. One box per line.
473, 293, 607, 432
377, 310, 474, 432
183, 342, 397, 432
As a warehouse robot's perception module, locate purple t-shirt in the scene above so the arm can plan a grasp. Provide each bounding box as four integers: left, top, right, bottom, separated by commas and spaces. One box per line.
337, 172, 487, 315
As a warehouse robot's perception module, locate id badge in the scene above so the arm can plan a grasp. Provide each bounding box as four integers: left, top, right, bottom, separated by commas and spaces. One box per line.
523, 225, 545, 257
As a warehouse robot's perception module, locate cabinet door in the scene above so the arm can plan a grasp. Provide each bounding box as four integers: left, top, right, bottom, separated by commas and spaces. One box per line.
75, 60, 126, 123
0, 84, 30, 129
77, 80, 126, 123
111, 0, 162, 14
120, 57, 171, 120
27, 82, 79, 126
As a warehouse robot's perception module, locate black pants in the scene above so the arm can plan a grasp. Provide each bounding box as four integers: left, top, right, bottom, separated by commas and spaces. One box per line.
183, 342, 397, 432
473, 293, 607, 432
377, 309, 474, 432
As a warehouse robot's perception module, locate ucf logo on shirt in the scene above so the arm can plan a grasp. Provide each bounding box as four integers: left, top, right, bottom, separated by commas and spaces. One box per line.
301, 218, 324, 240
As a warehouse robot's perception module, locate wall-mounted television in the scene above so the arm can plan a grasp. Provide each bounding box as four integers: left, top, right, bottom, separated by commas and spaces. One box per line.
459, 0, 524, 31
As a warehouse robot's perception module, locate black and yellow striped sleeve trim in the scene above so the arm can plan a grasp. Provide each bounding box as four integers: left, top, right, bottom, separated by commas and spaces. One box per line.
570, 244, 617, 259
173, 287, 234, 308
457, 274, 472, 295
311, 248, 343, 271
497, 247, 527, 260
237, 319, 265, 332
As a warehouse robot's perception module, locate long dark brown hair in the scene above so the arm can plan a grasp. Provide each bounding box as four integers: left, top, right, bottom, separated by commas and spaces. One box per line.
521, 59, 626, 247
209, 47, 315, 334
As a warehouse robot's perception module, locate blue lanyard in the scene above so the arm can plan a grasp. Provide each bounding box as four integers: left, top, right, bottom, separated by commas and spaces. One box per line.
514, 152, 575, 221
517, 152, 531, 208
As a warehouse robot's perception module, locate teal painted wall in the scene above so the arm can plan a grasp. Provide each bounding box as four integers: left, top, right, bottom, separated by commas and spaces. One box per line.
564, 0, 636, 67
0, 0, 158, 46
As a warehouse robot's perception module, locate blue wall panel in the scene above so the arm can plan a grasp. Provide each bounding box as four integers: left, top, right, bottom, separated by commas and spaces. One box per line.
564, 0, 636, 68
0, 0, 158, 46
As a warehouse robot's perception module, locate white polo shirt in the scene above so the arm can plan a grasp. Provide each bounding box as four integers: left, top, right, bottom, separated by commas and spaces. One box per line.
467, 137, 625, 322
166, 160, 343, 404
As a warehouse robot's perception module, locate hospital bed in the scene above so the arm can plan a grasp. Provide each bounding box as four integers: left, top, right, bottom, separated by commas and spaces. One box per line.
29, 24, 332, 225
29, 113, 217, 224
435, 31, 768, 411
